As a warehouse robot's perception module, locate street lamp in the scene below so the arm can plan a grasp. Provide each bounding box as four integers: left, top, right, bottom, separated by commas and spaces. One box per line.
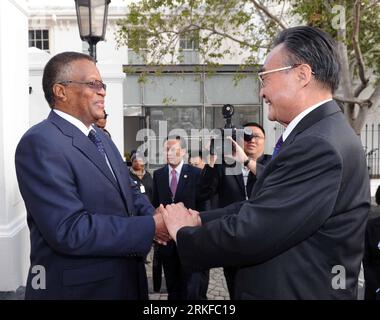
74, 0, 111, 61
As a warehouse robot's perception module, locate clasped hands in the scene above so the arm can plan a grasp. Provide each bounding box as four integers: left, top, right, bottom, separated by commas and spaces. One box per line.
153, 203, 201, 245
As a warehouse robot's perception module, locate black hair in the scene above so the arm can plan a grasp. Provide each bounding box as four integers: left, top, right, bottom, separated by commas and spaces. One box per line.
376, 186, 380, 205
188, 149, 208, 160
272, 26, 341, 93
42, 51, 95, 108
243, 122, 265, 136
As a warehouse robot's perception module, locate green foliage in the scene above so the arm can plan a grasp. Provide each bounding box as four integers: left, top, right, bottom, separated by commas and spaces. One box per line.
290, 0, 380, 82
116, 0, 283, 66
117, 0, 379, 74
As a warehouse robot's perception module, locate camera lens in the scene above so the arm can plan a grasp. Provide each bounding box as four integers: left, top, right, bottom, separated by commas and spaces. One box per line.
222, 104, 234, 118
243, 127, 254, 141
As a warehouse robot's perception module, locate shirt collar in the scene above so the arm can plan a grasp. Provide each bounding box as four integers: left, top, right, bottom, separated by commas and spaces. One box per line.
53, 109, 93, 136
282, 99, 332, 141
169, 159, 184, 175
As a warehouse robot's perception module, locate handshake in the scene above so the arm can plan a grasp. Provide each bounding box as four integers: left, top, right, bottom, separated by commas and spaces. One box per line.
152, 203, 201, 245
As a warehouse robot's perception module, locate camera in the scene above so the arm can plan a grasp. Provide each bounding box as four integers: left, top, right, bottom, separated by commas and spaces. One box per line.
209, 104, 254, 156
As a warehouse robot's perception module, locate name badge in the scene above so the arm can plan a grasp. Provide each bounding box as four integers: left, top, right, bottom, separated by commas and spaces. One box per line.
140, 185, 146, 193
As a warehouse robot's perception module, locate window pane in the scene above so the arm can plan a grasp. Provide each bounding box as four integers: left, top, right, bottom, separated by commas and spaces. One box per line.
43, 30, 48, 39
144, 74, 201, 105
205, 74, 260, 104
36, 30, 41, 38
148, 106, 202, 135
43, 40, 49, 50
124, 75, 141, 105
36, 40, 42, 49
28, 30, 34, 39
29, 40, 34, 47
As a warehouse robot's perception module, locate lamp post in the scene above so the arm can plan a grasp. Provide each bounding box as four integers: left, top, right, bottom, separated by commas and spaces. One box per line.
74, 0, 111, 61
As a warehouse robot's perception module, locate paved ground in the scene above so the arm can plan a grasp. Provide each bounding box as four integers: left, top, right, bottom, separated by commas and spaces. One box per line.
146, 249, 230, 300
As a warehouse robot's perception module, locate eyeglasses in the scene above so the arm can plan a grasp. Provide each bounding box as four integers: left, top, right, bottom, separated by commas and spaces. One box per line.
57, 80, 107, 91
104, 112, 108, 119
251, 134, 264, 141
258, 64, 315, 87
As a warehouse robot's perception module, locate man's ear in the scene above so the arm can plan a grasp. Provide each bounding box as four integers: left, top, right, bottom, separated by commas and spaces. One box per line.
298, 64, 313, 87
52, 83, 67, 102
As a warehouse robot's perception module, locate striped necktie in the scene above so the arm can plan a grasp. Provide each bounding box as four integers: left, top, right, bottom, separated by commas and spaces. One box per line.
272, 135, 283, 159
88, 130, 106, 156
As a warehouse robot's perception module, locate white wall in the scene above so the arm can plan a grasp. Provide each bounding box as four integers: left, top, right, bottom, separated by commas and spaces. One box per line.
0, 0, 30, 291
27, 2, 129, 65
28, 47, 51, 126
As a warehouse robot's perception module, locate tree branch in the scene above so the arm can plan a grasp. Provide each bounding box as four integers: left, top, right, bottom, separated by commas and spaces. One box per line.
369, 84, 380, 109
251, 0, 287, 30
334, 95, 372, 108
354, 81, 368, 98
191, 24, 253, 48
352, 0, 369, 86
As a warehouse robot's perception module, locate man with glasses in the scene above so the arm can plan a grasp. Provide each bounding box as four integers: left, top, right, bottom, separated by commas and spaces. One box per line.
198, 122, 270, 299
160, 26, 370, 299
15, 52, 169, 299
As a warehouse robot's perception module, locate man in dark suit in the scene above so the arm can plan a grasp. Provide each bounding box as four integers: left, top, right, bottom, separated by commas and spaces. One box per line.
363, 186, 380, 299
160, 26, 370, 299
15, 52, 168, 299
199, 122, 271, 299
152, 136, 208, 300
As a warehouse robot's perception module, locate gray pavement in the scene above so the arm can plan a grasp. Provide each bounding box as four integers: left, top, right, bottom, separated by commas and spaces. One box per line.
145, 248, 230, 300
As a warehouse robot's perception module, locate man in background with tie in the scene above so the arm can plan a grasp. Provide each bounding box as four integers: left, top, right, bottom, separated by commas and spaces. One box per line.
15, 51, 168, 299
152, 136, 208, 299
160, 26, 370, 299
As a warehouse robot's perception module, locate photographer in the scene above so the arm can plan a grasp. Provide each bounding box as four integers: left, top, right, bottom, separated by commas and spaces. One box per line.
198, 121, 271, 299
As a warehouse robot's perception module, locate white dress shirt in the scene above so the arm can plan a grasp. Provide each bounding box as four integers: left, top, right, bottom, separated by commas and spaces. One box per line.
282, 99, 332, 141
53, 109, 116, 179
168, 160, 184, 185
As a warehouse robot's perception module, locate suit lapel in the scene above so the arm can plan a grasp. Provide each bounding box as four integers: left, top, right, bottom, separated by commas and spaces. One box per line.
174, 164, 189, 202
251, 101, 342, 198
101, 134, 134, 215
48, 111, 120, 191
233, 173, 245, 196
162, 165, 172, 202
282, 100, 341, 150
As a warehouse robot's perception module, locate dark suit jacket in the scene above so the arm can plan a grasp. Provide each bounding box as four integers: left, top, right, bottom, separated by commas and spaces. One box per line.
129, 169, 154, 203
176, 101, 370, 299
199, 154, 272, 208
15, 111, 155, 300
152, 164, 205, 211
152, 163, 206, 273
363, 206, 380, 300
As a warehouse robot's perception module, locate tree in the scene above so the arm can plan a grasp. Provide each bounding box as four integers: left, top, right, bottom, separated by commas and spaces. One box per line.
116, 0, 380, 134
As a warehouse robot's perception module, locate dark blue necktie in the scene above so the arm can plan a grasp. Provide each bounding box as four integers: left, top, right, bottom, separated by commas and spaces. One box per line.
272, 135, 283, 159
88, 130, 106, 156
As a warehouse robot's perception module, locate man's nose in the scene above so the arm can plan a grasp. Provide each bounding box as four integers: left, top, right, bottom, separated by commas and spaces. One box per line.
98, 87, 106, 97
260, 88, 265, 98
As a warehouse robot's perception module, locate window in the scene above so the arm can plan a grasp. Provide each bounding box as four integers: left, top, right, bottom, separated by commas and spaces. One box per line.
179, 33, 199, 51
127, 30, 148, 64
29, 29, 49, 52
179, 32, 199, 64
